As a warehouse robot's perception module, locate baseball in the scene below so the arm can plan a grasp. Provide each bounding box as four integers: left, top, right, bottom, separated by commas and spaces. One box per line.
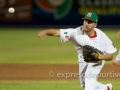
8, 7, 15, 13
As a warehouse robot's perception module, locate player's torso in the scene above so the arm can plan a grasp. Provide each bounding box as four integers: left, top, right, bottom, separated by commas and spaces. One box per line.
70, 27, 106, 53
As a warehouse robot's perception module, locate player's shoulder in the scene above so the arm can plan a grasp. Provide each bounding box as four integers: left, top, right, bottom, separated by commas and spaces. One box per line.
95, 28, 107, 36
94, 28, 103, 33
60, 26, 82, 33
95, 28, 111, 41
71, 26, 84, 35
71, 26, 83, 33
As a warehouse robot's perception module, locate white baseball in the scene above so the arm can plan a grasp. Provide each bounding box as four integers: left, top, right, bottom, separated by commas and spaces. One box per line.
8, 7, 15, 13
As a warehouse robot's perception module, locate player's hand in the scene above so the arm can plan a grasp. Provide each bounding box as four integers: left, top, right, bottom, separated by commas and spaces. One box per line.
38, 31, 46, 40
117, 30, 120, 36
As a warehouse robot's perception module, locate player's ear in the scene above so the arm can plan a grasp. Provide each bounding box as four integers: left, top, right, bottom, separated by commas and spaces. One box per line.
94, 23, 97, 28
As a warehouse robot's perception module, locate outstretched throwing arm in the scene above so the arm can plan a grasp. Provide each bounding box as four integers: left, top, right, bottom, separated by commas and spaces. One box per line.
38, 29, 60, 40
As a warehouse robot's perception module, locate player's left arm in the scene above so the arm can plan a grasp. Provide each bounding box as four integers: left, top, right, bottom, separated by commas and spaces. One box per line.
101, 33, 117, 61
101, 43, 116, 61
101, 53, 113, 61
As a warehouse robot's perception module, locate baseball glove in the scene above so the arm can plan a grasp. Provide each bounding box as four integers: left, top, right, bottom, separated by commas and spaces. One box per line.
83, 45, 103, 63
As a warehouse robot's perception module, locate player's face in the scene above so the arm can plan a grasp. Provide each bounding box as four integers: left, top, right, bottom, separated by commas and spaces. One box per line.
83, 19, 97, 32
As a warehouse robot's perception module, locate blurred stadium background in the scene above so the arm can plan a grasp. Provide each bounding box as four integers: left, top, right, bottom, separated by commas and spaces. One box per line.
0, 0, 120, 28
0, 0, 120, 90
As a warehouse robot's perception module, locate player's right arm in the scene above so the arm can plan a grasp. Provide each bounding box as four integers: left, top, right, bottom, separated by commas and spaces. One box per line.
38, 29, 60, 40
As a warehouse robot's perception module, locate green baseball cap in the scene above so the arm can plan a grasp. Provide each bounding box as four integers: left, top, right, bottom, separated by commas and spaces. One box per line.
82, 12, 98, 23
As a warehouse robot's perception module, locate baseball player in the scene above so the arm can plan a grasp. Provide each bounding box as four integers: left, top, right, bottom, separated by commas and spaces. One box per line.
112, 30, 120, 66
38, 12, 116, 90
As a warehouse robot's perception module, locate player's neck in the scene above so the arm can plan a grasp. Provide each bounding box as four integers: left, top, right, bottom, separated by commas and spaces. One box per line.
85, 29, 94, 35
86, 30, 97, 38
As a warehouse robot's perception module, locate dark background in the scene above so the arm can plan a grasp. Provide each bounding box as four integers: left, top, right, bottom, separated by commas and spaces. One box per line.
0, 0, 120, 28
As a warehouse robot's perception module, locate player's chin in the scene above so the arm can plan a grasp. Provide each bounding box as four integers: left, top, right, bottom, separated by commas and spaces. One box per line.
83, 27, 88, 31
83, 28, 89, 32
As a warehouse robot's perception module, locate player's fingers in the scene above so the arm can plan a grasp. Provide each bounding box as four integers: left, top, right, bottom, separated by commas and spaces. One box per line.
41, 36, 45, 40
39, 36, 44, 40
39, 35, 45, 40
92, 53, 98, 58
38, 33, 45, 40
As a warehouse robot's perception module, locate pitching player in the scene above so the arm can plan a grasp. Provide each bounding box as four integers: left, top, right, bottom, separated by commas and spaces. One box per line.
112, 30, 120, 66
38, 12, 116, 90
